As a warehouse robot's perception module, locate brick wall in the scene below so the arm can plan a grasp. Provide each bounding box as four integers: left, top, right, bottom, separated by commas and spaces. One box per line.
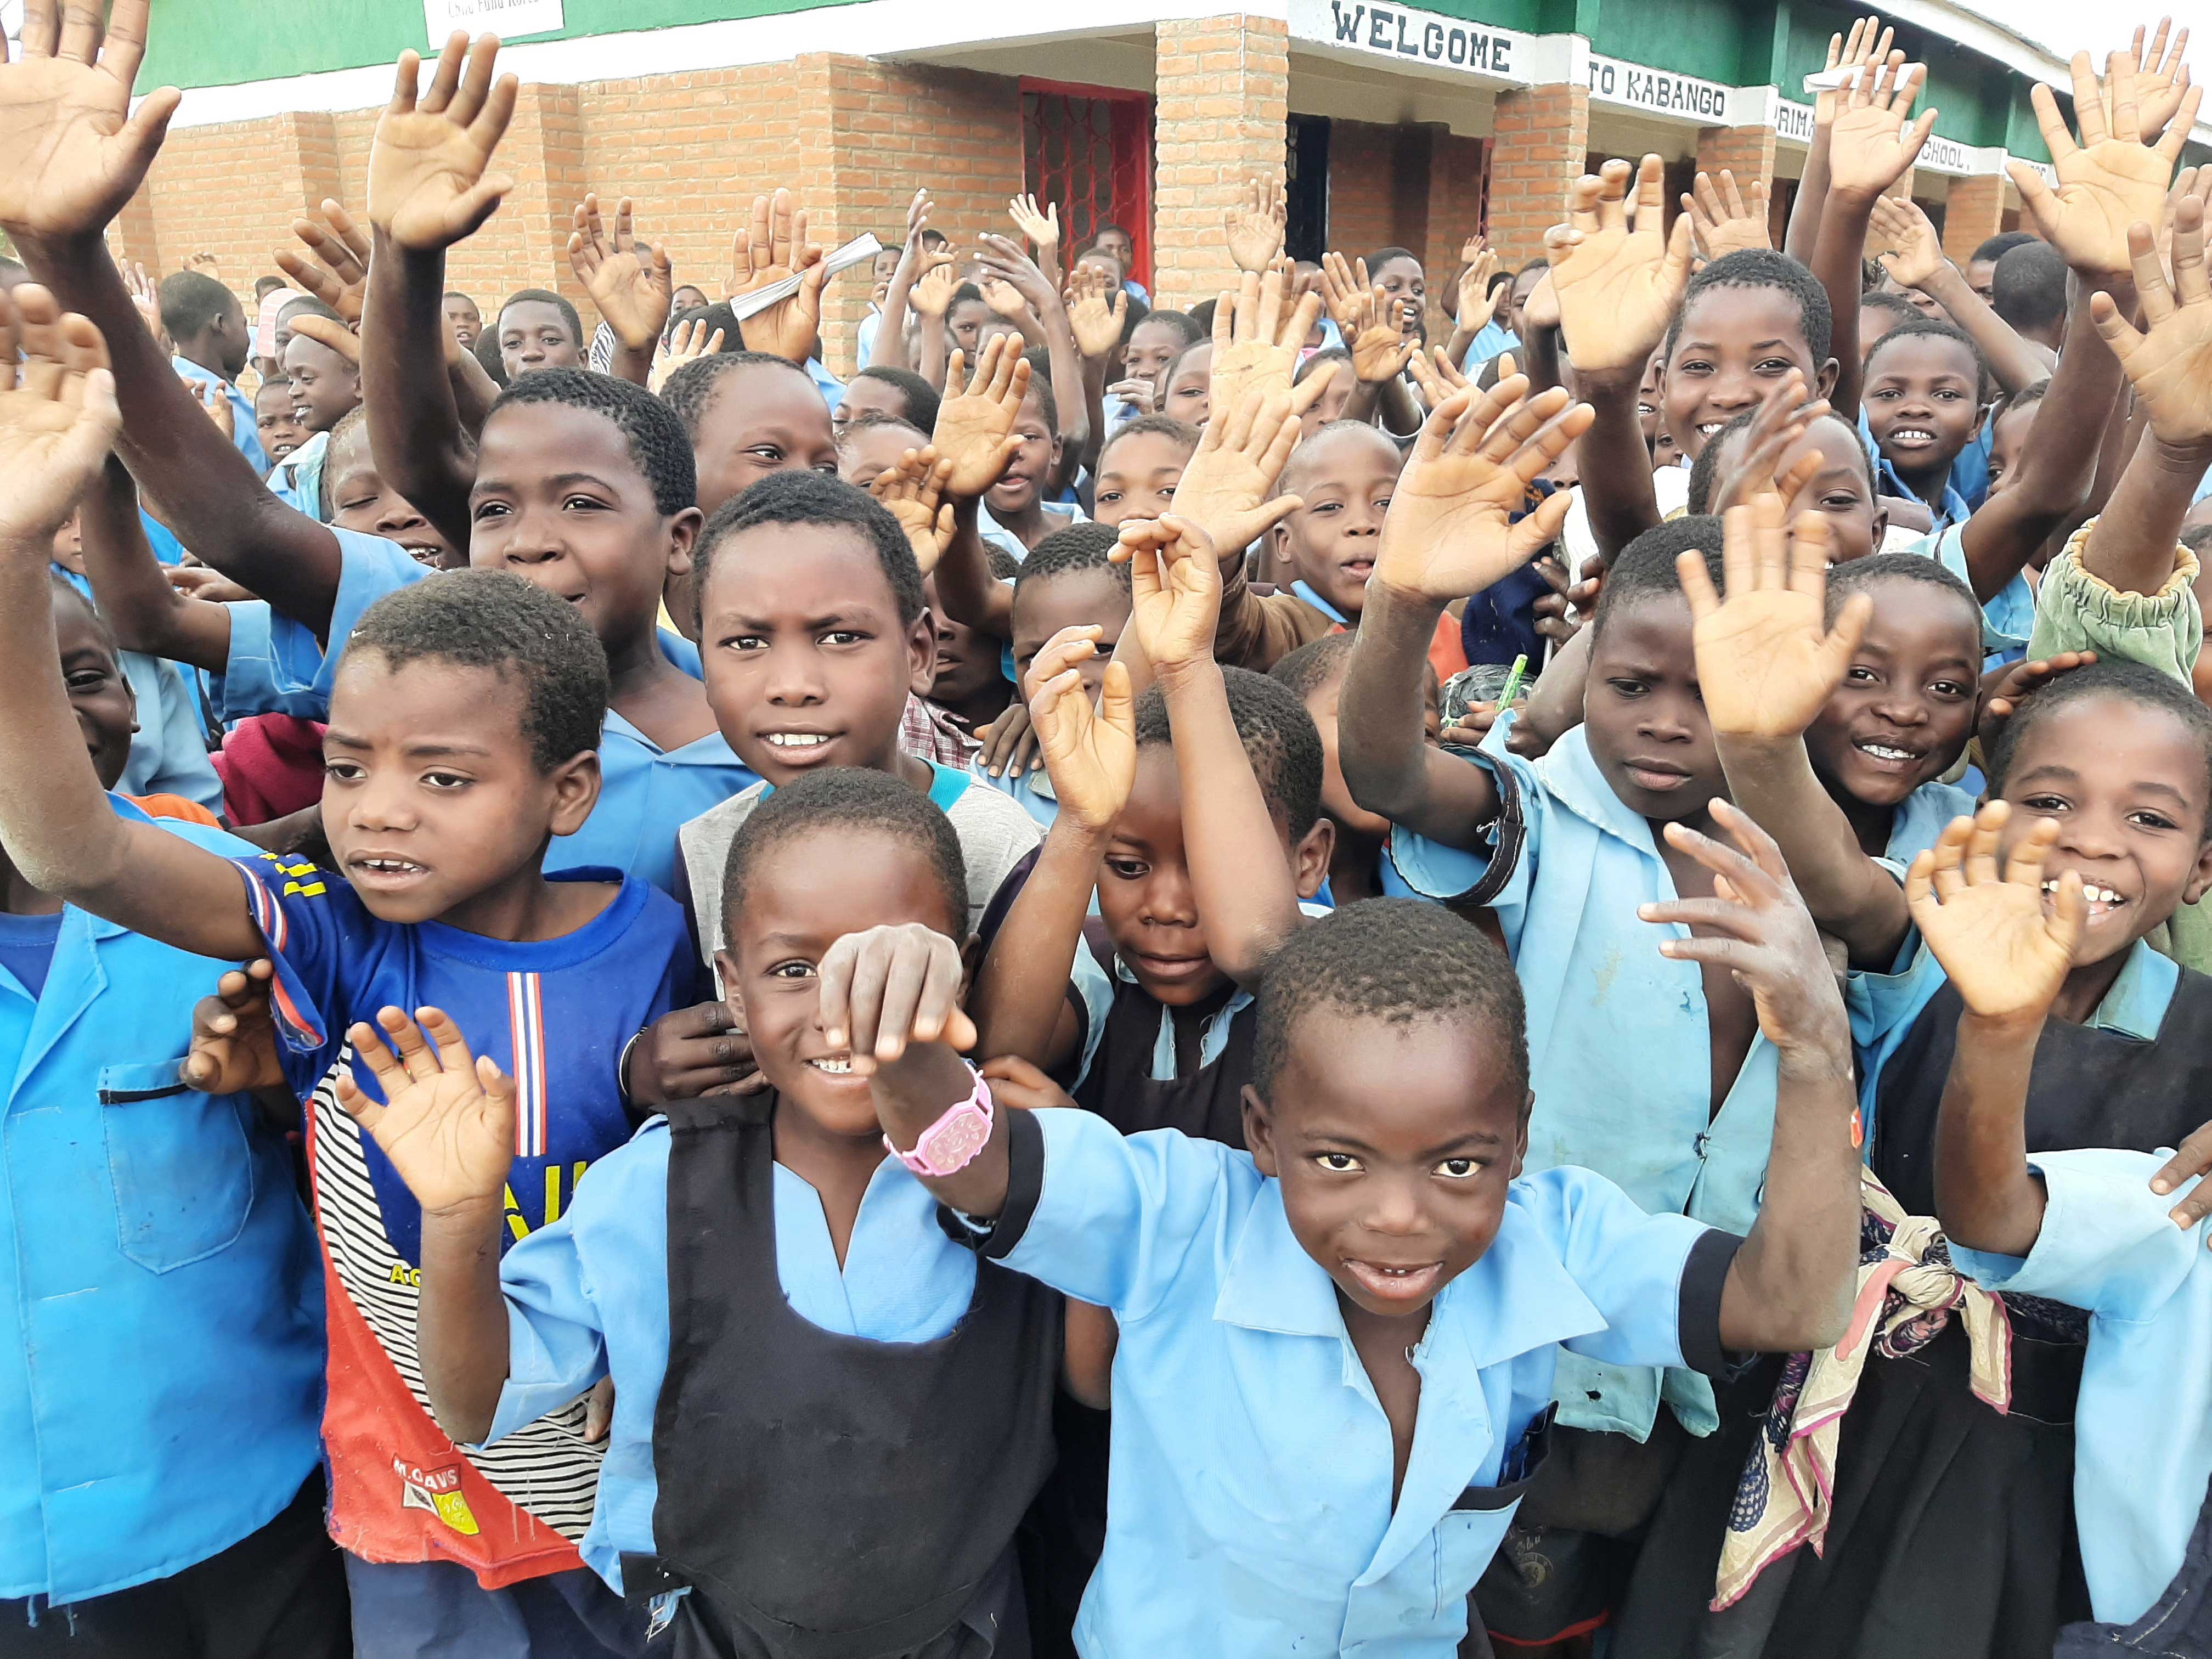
1942, 174, 2006, 267
1692, 121, 1778, 250
1485, 82, 1588, 264
1152, 13, 1289, 313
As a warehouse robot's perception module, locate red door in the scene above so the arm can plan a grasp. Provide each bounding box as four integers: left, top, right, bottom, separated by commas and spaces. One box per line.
1022, 79, 1155, 290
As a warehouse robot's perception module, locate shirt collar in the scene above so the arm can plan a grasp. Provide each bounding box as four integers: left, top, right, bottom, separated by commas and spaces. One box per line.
1870, 447, 1972, 533
1535, 726, 1667, 854
1213, 1178, 1350, 1337
1290, 580, 1352, 627
2085, 936, 2179, 1040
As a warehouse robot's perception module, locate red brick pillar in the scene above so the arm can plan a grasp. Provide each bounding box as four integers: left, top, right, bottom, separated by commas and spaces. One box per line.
1153, 13, 1290, 313
1942, 174, 2006, 268
1423, 129, 1491, 340
1486, 83, 1589, 264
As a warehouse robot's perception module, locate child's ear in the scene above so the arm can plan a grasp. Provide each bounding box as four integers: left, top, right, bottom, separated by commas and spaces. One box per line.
1291, 817, 1335, 900
1867, 501, 1889, 550
2186, 837, 2212, 909
1813, 356, 1841, 399
907, 604, 940, 698
1512, 1089, 1532, 1180
1240, 1083, 1281, 1177
1970, 400, 1990, 441
665, 506, 705, 578
713, 948, 747, 1023
545, 749, 603, 837
1267, 517, 1294, 575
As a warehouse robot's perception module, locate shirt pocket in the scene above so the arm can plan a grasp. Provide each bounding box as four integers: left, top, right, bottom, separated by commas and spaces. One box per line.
99, 1059, 256, 1273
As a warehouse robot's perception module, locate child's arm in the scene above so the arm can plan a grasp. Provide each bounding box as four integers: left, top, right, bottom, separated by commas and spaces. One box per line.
911, 263, 958, 390
1813, 57, 1937, 419
335, 1007, 520, 1444
1784, 20, 1892, 266
566, 194, 672, 390
77, 456, 232, 674
928, 340, 1029, 639
1317, 256, 1417, 433
969, 628, 1135, 1069
1546, 156, 1695, 560
1869, 195, 2049, 396
1338, 379, 1585, 848
0, 292, 262, 962
978, 233, 1090, 495
361, 37, 521, 562
2081, 196, 2212, 596
1122, 515, 1304, 985
874, 189, 937, 376
1063, 268, 1126, 478
1640, 803, 1859, 1353
1909, 804, 2083, 1257
728, 188, 830, 366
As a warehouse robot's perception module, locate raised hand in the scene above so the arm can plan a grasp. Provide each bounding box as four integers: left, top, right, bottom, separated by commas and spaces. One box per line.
1707, 370, 1831, 515
2010, 48, 2199, 276
650, 316, 725, 394
1976, 651, 2097, 755
1818, 18, 1894, 131
0, 285, 122, 545
1905, 803, 2083, 1023
1638, 801, 1850, 1060
182, 960, 286, 1094
911, 258, 960, 319
1826, 51, 1936, 202
1405, 344, 1468, 409
1683, 170, 1771, 258
2119, 18, 2192, 142
1679, 493, 1869, 742
1545, 156, 1696, 375
817, 924, 978, 1076
1456, 236, 1502, 333
868, 445, 957, 573
1224, 174, 1287, 274
1373, 376, 1589, 605
2092, 194, 2212, 444
1170, 377, 1325, 557
1064, 265, 1128, 360
568, 193, 672, 352
1008, 193, 1061, 272
366, 33, 518, 252
1869, 193, 1945, 290
289, 312, 361, 370
728, 188, 826, 363
0, 0, 180, 240
123, 260, 169, 351
1026, 626, 1136, 832
1119, 514, 1223, 678
978, 232, 1062, 322
194, 375, 235, 439
274, 199, 371, 324
1212, 262, 1323, 413
334, 1007, 516, 1216
1316, 253, 1415, 383
933, 337, 1030, 498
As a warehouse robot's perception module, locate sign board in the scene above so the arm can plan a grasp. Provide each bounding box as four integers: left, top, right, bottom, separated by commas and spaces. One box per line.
1582, 53, 1740, 124
424, 0, 563, 45
1290, 0, 1531, 83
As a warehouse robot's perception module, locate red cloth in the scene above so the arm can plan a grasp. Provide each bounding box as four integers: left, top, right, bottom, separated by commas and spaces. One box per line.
212, 714, 327, 826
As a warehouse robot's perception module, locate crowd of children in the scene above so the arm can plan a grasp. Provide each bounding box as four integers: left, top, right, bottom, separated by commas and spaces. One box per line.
5, 2, 2212, 1655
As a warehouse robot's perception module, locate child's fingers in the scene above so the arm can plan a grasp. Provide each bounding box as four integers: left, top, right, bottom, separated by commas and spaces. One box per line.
1926, 814, 1972, 901
1675, 546, 1722, 622
1998, 808, 2058, 889
376, 1005, 442, 1084
1655, 933, 1770, 973
1097, 658, 1136, 739
2049, 870, 2086, 955
1903, 847, 1937, 915
1660, 811, 1788, 905
871, 941, 932, 1063
1640, 895, 1763, 935
1962, 806, 2005, 888
414, 1006, 478, 1076
346, 1017, 409, 1096
2150, 1118, 2212, 1204
908, 938, 966, 1046
331, 1068, 384, 1133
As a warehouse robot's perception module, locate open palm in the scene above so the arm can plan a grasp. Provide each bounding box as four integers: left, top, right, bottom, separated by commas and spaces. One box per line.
1121, 516, 1222, 675
569, 195, 671, 351
1029, 645, 1136, 832
368, 36, 518, 251
1680, 496, 1864, 741
933, 338, 1029, 497
335, 1008, 516, 1217
0, 286, 122, 544
2009, 53, 2194, 276
1548, 156, 1694, 375
0, 0, 180, 239
1905, 806, 2081, 1022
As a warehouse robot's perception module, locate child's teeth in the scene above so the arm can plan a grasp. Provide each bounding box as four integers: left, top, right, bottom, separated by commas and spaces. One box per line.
767, 733, 827, 748
811, 1056, 853, 1074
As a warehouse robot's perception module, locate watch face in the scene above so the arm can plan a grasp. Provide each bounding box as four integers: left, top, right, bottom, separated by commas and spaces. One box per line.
922, 1104, 991, 1171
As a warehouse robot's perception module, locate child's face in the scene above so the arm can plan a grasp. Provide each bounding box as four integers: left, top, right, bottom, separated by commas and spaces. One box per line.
836, 422, 926, 489
1863, 336, 1980, 481
672, 286, 708, 315
321, 652, 597, 925
698, 522, 934, 786
870, 248, 900, 306
498, 301, 583, 378
1581, 595, 1726, 823
1010, 569, 1130, 697
256, 383, 309, 461
1637, 352, 1663, 450
1093, 229, 1134, 270
1662, 287, 1833, 461
720, 827, 966, 1141
444, 294, 482, 348
1123, 320, 1183, 389
1804, 583, 1980, 809
1272, 426, 1401, 620
1996, 694, 2212, 967
1982, 399, 2038, 500
281, 334, 360, 435
930, 607, 1006, 714
1164, 345, 1212, 427
49, 510, 82, 574
692, 364, 838, 518
1760, 415, 1883, 565
986, 389, 1061, 520
469, 401, 695, 649
1093, 430, 1190, 527
326, 426, 461, 569
947, 298, 992, 358
1298, 368, 1352, 438
53, 588, 136, 791
1505, 265, 1544, 338
1881, 271, 1947, 323
831, 375, 910, 433
1245, 1005, 1529, 1320
1372, 256, 1425, 336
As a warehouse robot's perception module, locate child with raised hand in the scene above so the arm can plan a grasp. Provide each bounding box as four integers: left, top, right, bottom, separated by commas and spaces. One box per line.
842, 799, 1858, 1656
1921, 802, 2212, 1651
1686, 370, 1889, 562
0, 289, 339, 1653
0, 296, 698, 1651
341, 767, 1084, 1658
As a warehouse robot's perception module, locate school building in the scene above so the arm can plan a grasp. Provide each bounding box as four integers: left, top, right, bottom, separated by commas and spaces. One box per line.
117, 0, 2212, 373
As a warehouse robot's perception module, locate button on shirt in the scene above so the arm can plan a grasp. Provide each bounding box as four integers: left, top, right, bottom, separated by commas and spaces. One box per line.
1951, 1147, 2212, 1626
1385, 728, 1781, 1438
973, 1109, 1737, 1656
486, 1122, 979, 1593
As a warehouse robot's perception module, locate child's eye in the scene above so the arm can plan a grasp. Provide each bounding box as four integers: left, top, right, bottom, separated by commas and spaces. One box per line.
1313, 1152, 1361, 1173
471, 501, 510, 521
1310, 501, 1340, 515
768, 960, 816, 980
1097, 489, 1122, 505
422, 771, 471, 790
324, 760, 365, 782
720, 634, 766, 653
2130, 810, 2181, 831
64, 669, 111, 692
1103, 857, 1149, 881
1845, 666, 1878, 683
2020, 794, 2069, 813
821, 630, 865, 646
747, 446, 785, 462
1821, 493, 1863, 511
1605, 678, 1647, 697
1756, 358, 1793, 375
562, 494, 605, 511
1435, 1157, 1481, 1179
1930, 680, 1971, 699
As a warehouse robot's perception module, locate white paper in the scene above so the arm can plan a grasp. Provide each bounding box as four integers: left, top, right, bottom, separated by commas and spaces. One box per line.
727, 234, 883, 321
1803, 61, 1922, 94
424, 0, 563, 46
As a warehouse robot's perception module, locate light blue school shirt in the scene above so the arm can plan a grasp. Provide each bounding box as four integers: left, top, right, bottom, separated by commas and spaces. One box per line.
1459, 320, 1519, 376
483, 1119, 977, 1593
805, 356, 845, 415
1122, 279, 1149, 306
977, 498, 1089, 567
855, 306, 882, 372
266, 430, 329, 522
1911, 521, 2034, 662
0, 799, 325, 1605
972, 1109, 1736, 1656
1950, 423, 1993, 511
973, 757, 1059, 829
1383, 726, 1781, 1440
49, 566, 222, 811
230, 530, 757, 893
1847, 933, 2176, 1145
1859, 411, 1973, 535
1884, 778, 1978, 867
171, 356, 267, 476
1953, 1147, 2212, 1626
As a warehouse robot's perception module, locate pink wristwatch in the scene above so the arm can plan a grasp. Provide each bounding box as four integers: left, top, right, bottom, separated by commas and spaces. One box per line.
884, 1067, 995, 1177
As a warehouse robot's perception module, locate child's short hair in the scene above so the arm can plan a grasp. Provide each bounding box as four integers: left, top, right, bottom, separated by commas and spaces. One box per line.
1993, 377, 2052, 424
472, 327, 509, 387
1116, 294, 1153, 349
276, 292, 341, 328
1865, 315, 1987, 392
318, 406, 369, 519
1859, 290, 1918, 326
1295, 347, 1351, 387
984, 543, 1023, 580
498, 287, 583, 346
1186, 299, 1219, 338
1972, 230, 2039, 269
441, 289, 476, 307
659, 350, 815, 445
158, 270, 236, 341
1098, 414, 1199, 468
1138, 309, 1206, 352
489, 368, 696, 517
2181, 523, 2212, 558
1012, 522, 1132, 599
1280, 419, 1402, 495
1664, 249, 1833, 364
851, 365, 941, 435
1252, 899, 1528, 1096
347, 569, 608, 772
1823, 549, 1979, 624
692, 471, 926, 627
1596, 516, 1725, 624
1017, 364, 1059, 433
1132, 665, 1323, 837
1268, 632, 1357, 703
1366, 245, 1420, 274
949, 282, 987, 314
721, 766, 967, 939
1991, 241, 2066, 335
836, 410, 930, 451
1685, 407, 1877, 514
1988, 658, 2212, 828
